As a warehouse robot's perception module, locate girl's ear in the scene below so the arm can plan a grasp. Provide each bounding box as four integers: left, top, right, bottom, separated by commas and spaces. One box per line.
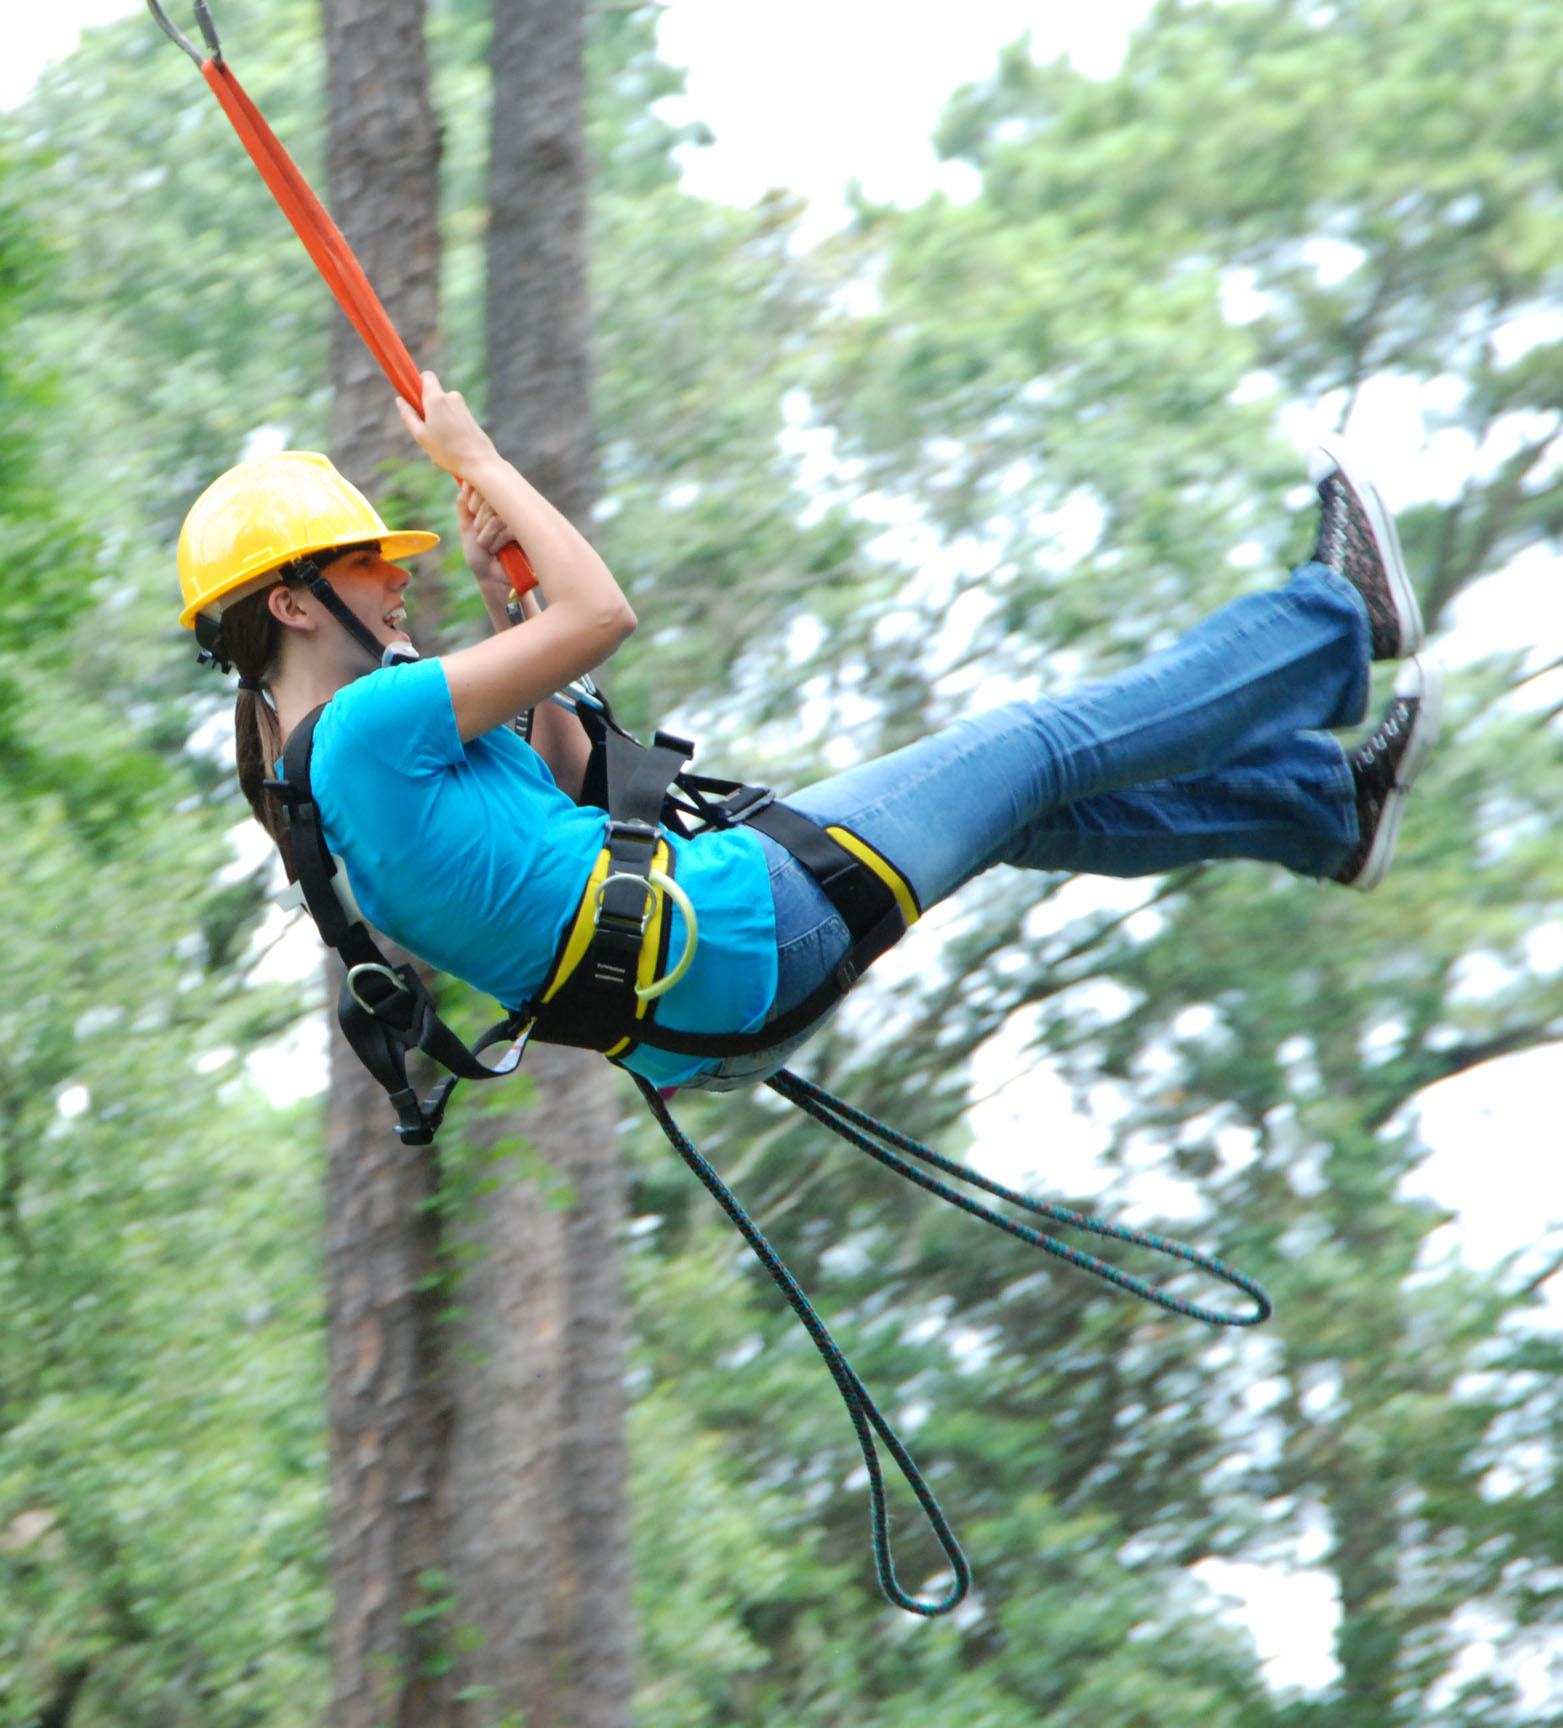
268, 583, 314, 634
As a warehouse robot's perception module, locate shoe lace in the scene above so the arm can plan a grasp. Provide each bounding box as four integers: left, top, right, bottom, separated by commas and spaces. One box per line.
1357, 701, 1409, 769
1318, 476, 1348, 565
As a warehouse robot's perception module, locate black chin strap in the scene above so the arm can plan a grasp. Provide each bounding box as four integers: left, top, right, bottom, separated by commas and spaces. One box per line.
194, 609, 233, 673
196, 550, 403, 679
299, 564, 392, 667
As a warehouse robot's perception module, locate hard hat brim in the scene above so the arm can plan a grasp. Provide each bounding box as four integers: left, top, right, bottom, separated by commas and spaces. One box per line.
378, 530, 442, 564
177, 528, 441, 628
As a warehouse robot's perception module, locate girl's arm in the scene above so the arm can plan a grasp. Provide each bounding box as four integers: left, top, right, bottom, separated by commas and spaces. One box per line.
456, 479, 594, 798
398, 372, 636, 745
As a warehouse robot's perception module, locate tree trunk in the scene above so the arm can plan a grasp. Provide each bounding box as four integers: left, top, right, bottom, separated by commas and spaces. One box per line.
323, 0, 442, 482
319, 2, 452, 1724
321, 1039, 453, 1728
319, 0, 630, 1720
484, 0, 595, 524
448, 1048, 633, 1728
443, 4, 635, 1725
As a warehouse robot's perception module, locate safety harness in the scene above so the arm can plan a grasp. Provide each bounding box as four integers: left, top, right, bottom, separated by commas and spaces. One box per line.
267, 674, 918, 1142
528, 690, 918, 1061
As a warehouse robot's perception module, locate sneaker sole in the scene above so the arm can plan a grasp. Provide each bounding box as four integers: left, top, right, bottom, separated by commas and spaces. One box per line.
1309, 438, 1424, 658
1347, 657, 1445, 892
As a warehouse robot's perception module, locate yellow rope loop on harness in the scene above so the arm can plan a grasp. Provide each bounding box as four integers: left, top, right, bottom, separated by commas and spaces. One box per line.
639, 870, 698, 999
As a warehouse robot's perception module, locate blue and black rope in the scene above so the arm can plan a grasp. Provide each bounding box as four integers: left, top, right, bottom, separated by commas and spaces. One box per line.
633, 1068, 1272, 1618
769, 1069, 1272, 1329
633, 1073, 971, 1616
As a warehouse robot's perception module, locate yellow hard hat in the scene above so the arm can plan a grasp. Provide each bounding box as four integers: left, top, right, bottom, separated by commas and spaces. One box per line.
177, 450, 439, 628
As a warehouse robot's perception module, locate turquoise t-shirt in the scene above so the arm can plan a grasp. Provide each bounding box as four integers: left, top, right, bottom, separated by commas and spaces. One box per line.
307, 657, 778, 1085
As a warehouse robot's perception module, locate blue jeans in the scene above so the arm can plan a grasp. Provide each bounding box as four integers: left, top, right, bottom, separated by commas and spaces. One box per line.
688, 564, 1369, 1089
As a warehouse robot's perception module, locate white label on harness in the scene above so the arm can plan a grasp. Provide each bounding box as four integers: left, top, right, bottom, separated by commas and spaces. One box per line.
276, 853, 367, 929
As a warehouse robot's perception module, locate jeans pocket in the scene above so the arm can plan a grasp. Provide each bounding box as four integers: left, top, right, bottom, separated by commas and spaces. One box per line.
772, 898, 851, 1017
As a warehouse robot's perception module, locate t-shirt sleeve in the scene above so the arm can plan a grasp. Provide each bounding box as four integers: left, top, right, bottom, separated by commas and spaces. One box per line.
324, 657, 463, 775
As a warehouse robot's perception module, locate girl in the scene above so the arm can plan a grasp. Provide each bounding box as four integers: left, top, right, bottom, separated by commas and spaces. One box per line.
179, 372, 1441, 1092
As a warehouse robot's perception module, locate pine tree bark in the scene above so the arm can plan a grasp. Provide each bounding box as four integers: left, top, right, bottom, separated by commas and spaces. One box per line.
443, 5, 635, 1725
320, 0, 630, 1721
447, 1049, 632, 1728
484, 0, 595, 522
319, 2, 453, 1724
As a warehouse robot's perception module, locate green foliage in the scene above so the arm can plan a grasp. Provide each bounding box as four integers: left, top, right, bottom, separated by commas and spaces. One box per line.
0, 47, 330, 1726
0, 799, 330, 1723
0, 153, 119, 826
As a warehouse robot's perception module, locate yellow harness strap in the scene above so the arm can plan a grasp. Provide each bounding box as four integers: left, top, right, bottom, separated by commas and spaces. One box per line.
540, 838, 675, 1056
825, 825, 920, 929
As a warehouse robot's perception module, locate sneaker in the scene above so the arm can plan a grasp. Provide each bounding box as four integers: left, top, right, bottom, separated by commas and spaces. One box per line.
1335, 657, 1444, 892
1307, 440, 1423, 660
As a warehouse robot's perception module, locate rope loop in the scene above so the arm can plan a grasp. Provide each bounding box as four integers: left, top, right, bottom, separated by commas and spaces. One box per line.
767, 1069, 1272, 1328
632, 1069, 1272, 1618
632, 1075, 971, 1617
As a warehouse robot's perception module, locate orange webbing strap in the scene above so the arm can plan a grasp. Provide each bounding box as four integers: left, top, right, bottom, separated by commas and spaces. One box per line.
198, 56, 538, 595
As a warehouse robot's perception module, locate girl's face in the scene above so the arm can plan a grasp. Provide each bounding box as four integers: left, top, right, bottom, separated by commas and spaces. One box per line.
319, 546, 413, 650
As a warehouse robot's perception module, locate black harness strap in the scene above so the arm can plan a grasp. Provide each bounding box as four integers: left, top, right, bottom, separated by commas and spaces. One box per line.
514, 722, 694, 1053
526, 819, 671, 1053
746, 799, 907, 985
267, 705, 524, 1144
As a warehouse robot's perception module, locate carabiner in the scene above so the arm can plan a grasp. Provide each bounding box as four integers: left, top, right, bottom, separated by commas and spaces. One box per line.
146, 0, 223, 68
345, 961, 412, 1018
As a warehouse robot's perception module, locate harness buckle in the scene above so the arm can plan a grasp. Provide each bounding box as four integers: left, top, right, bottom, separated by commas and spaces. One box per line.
593, 871, 657, 934
718, 785, 775, 825
261, 778, 308, 815
589, 869, 700, 1002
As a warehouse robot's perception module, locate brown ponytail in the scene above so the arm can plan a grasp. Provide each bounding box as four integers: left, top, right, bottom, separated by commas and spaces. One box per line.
222, 586, 297, 881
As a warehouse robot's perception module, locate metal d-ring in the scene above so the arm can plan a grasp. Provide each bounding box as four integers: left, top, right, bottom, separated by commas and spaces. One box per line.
345, 961, 411, 1017
146, 0, 223, 67
592, 868, 700, 1002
